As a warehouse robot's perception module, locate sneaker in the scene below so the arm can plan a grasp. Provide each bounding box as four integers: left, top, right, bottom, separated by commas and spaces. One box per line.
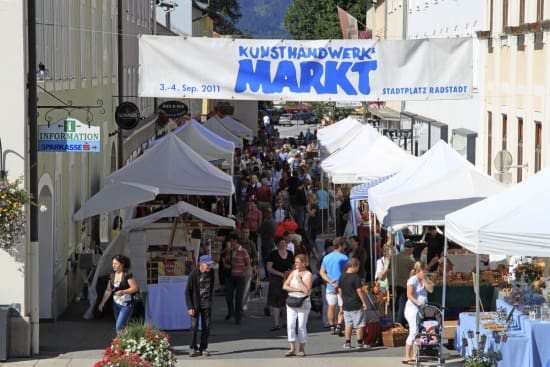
330, 327, 337, 335
189, 350, 201, 357
343, 343, 354, 349
337, 328, 345, 337
201, 350, 210, 357
357, 342, 366, 349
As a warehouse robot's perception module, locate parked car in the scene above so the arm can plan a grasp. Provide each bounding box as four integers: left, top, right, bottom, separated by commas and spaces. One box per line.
279, 113, 293, 126
305, 112, 319, 125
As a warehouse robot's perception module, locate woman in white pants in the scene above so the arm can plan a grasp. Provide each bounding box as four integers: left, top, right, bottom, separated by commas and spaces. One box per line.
403, 261, 434, 364
283, 254, 313, 357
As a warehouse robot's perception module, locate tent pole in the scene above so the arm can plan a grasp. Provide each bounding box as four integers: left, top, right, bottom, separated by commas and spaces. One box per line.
333, 182, 336, 233
390, 230, 396, 322
229, 155, 234, 216
475, 253, 480, 350
321, 171, 325, 234
442, 236, 448, 331
368, 212, 373, 284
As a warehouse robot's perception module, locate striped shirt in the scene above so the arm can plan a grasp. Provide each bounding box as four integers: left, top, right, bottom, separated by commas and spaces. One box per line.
230, 246, 250, 277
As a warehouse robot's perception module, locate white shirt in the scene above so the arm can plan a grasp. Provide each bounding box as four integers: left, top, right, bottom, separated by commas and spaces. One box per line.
263, 115, 270, 127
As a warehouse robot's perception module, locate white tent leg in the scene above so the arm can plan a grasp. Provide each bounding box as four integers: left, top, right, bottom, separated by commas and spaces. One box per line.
442, 236, 448, 336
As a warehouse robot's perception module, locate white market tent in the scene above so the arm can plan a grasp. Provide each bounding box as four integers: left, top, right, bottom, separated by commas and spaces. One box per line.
321, 124, 380, 173
75, 133, 235, 221
316, 117, 363, 155
325, 127, 417, 184
445, 166, 550, 257
107, 132, 234, 196
203, 116, 244, 149
149, 119, 235, 163
186, 119, 235, 151
74, 182, 159, 221
444, 167, 550, 352
124, 200, 235, 232
220, 115, 253, 140
368, 140, 505, 226
84, 201, 235, 320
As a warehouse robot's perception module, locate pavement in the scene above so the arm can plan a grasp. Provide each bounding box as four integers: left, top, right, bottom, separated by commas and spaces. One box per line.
0, 279, 466, 367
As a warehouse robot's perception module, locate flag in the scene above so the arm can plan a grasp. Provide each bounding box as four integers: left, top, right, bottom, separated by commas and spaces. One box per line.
337, 6, 359, 39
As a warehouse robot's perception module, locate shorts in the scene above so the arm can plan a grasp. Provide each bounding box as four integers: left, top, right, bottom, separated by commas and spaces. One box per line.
343, 309, 366, 329
325, 290, 343, 307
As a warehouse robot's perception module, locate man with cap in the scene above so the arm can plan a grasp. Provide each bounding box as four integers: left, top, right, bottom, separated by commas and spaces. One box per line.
186, 255, 216, 357
393, 240, 415, 326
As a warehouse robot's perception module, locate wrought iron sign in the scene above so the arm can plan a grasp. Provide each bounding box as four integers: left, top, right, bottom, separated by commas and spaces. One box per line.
36, 84, 105, 126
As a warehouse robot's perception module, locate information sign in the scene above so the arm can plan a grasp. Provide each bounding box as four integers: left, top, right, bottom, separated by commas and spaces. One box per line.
38, 118, 101, 153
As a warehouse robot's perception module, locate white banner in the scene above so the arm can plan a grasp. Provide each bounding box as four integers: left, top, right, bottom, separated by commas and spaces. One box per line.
139, 36, 473, 102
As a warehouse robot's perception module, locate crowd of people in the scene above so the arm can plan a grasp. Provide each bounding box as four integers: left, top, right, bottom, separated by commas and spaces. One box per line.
98, 120, 448, 361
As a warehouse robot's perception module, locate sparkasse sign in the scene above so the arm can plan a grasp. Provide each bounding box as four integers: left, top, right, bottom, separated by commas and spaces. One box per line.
38, 118, 101, 153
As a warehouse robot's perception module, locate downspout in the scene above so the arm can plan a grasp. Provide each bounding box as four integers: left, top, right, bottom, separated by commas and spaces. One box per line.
117, 0, 124, 168
27, 0, 40, 355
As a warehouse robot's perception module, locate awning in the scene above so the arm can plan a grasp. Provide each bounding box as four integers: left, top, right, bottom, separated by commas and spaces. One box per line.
123, 201, 235, 231
368, 107, 401, 121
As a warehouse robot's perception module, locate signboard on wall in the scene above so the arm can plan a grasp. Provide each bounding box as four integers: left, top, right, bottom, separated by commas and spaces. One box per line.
38, 118, 100, 153
139, 36, 473, 102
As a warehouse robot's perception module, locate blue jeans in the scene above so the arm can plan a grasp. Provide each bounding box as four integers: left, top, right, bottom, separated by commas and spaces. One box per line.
113, 302, 134, 333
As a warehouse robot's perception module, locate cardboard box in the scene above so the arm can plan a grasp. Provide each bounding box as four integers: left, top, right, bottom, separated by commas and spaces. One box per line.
443, 320, 458, 340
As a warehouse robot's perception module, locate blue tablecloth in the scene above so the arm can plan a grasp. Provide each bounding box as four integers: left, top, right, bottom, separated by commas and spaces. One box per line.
496, 299, 550, 367
455, 311, 529, 367
146, 281, 191, 330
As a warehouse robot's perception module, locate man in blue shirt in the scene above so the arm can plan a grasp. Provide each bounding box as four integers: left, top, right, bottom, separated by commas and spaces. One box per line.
319, 237, 349, 336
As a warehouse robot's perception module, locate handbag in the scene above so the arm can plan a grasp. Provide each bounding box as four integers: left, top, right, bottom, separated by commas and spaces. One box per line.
286, 295, 308, 308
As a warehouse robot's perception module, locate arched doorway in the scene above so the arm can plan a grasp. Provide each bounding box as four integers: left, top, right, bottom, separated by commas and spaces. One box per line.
38, 185, 54, 319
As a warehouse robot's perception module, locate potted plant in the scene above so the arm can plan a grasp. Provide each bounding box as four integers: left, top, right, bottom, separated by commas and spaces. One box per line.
463, 353, 494, 367
94, 322, 176, 367
0, 178, 32, 250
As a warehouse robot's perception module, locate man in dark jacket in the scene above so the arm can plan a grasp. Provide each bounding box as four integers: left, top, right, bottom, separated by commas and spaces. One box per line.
186, 255, 215, 357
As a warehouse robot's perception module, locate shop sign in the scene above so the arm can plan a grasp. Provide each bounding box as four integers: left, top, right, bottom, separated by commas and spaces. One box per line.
38, 118, 100, 153
158, 100, 188, 118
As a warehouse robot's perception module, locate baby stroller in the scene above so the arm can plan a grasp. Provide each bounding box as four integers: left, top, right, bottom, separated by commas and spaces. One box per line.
414, 304, 444, 367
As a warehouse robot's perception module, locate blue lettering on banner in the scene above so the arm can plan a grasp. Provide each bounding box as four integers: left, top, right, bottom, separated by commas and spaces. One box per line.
234, 45, 378, 96
381, 85, 468, 96
235, 59, 377, 95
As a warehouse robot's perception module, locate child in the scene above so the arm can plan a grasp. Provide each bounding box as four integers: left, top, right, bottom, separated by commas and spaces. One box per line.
338, 258, 368, 349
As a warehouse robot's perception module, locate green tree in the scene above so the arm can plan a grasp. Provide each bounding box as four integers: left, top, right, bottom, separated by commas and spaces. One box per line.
284, 0, 366, 40
209, 0, 243, 36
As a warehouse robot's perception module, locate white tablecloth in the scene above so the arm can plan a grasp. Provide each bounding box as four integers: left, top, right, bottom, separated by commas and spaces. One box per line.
146, 281, 191, 330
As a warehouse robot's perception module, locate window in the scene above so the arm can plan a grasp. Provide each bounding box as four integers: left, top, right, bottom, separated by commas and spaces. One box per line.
517, 118, 523, 182
80, 1, 87, 81
489, 0, 494, 33
537, 0, 545, 21
487, 112, 493, 176
502, 114, 507, 150
503, 0, 508, 31
519, 0, 525, 23
535, 122, 542, 172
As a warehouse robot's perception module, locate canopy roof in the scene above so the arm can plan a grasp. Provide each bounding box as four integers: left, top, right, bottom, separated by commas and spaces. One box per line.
316, 117, 362, 155
321, 124, 416, 184
203, 116, 243, 149
220, 115, 253, 140
368, 140, 505, 226
149, 119, 234, 163
123, 201, 235, 232
74, 182, 159, 221
107, 133, 234, 196
445, 167, 550, 256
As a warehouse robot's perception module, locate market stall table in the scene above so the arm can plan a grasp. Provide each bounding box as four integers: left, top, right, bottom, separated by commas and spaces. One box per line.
146, 280, 191, 330
455, 311, 530, 367
497, 299, 550, 367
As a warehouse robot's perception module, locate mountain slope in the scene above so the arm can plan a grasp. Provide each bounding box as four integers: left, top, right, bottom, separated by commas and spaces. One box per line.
237, 0, 293, 39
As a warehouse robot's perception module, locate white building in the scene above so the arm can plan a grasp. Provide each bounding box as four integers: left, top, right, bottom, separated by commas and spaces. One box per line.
369, 0, 548, 178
